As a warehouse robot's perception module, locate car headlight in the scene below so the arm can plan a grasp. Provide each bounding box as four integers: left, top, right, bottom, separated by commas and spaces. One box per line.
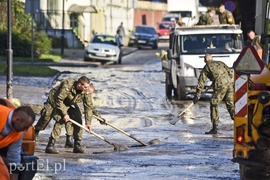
86, 47, 94, 51
130, 35, 135, 39
110, 49, 117, 54
184, 63, 195, 77
150, 37, 156, 41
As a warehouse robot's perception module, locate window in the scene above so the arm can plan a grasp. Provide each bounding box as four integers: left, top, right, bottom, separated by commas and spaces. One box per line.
180, 33, 244, 54
70, 13, 78, 28
47, 0, 59, 13
135, 27, 156, 34
92, 36, 117, 46
159, 23, 174, 30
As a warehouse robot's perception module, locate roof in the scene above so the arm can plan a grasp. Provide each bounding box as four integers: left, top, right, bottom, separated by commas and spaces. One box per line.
176, 24, 241, 30
173, 25, 243, 35
135, 25, 155, 29
160, 21, 175, 24
68, 4, 97, 13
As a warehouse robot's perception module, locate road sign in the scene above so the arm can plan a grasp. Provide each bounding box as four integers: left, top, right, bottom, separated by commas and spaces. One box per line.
233, 46, 265, 75
225, 1, 236, 13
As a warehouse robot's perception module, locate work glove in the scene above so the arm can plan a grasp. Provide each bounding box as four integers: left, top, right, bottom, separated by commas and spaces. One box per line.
193, 95, 199, 104
98, 117, 107, 125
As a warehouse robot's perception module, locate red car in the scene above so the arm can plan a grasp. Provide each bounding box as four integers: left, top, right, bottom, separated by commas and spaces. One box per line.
156, 21, 175, 41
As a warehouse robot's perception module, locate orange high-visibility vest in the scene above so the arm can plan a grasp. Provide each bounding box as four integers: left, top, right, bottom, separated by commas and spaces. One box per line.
0, 105, 22, 149
257, 48, 263, 59
0, 156, 9, 180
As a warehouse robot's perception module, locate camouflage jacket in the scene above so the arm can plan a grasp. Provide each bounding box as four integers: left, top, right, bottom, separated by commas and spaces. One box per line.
48, 78, 99, 125
245, 35, 262, 49
219, 10, 235, 24
197, 13, 213, 25
196, 61, 233, 97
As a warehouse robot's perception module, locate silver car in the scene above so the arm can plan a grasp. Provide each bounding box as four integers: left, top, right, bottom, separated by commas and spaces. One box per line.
84, 34, 123, 64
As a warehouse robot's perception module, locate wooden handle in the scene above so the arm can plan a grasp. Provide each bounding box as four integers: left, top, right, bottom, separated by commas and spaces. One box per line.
68, 118, 114, 145
177, 102, 194, 117
93, 115, 148, 146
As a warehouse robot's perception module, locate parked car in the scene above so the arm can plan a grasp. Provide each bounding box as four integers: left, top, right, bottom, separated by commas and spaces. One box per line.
84, 34, 123, 64
156, 21, 175, 41
128, 25, 158, 49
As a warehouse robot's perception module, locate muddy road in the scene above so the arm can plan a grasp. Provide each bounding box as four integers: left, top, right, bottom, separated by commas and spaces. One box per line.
2, 43, 239, 179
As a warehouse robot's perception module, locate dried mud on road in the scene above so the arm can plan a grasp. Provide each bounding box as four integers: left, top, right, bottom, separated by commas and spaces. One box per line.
0, 52, 239, 179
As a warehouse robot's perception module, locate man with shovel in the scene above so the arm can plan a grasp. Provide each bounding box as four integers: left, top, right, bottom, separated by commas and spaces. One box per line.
193, 54, 234, 134
35, 80, 101, 149
39, 76, 101, 154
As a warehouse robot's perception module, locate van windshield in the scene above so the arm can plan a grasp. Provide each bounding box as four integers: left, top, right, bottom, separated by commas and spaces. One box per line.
181, 33, 243, 54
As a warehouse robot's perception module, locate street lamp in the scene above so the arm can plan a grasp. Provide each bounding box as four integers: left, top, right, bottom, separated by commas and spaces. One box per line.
61, 0, 65, 55
31, 0, 34, 64
6, 0, 13, 100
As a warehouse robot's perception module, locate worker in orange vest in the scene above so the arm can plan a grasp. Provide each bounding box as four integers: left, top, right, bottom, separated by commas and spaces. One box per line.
0, 100, 35, 180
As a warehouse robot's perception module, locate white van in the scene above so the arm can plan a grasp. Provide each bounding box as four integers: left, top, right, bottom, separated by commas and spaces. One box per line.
166, 0, 200, 26
162, 25, 244, 100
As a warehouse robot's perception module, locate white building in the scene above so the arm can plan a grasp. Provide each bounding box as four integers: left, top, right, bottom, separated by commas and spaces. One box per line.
25, 0, 136, 48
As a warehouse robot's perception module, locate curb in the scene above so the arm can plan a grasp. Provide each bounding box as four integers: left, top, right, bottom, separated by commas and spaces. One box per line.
1, 47, 138, 68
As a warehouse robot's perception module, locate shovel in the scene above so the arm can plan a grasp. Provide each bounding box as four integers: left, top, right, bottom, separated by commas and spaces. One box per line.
169, 86, 211, 125
68, 118, 129, 151
169, 102, 194, 125
94, 115, 160, 146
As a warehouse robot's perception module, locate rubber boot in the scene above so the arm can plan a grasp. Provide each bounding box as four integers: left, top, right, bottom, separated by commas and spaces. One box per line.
205, 124, 218, 134
34, 129, 39, 141
65, 135, 74, 148
230, 110, 235, 121
73, 140, 84, 153
45, 138, 59, 154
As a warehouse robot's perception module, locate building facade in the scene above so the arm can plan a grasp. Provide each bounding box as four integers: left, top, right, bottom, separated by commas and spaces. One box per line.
25, 0, 167, 48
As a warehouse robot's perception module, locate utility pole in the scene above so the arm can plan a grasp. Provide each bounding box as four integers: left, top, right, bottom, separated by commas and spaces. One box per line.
6, 0, 13, 100
31, 0, 34, 64
110, 0, 113, 33
61, 0, 65, 55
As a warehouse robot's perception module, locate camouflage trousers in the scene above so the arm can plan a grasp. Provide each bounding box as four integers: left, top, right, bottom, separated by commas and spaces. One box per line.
34, 102, 73, 136
35, 101, 83, 141
50, 104, 83, 141
210, 84, 234, 126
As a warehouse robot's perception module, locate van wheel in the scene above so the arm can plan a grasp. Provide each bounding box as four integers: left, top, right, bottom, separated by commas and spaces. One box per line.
165, 73, 173, 99
176, 83, 186, 100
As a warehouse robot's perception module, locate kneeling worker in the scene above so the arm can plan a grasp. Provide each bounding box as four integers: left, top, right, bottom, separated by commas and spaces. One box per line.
0, 101, 36, 180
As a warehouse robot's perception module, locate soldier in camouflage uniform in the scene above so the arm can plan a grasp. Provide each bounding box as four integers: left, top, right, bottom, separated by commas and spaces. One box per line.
34, 81, 72, 147
218, 4, 235, 25
197, 9, 216, 25
42, 76, 100, 154
193, 54, 234, 134
246, 30, 262, 49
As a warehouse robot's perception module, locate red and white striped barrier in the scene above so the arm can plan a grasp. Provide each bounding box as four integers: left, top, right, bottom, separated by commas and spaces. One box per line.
235, 74, 248, 117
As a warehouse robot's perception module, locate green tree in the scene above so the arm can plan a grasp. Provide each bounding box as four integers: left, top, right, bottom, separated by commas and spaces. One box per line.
0, 0, 51, 58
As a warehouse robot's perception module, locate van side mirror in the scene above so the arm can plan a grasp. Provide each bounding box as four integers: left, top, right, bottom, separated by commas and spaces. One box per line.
167, 49, 173, 59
